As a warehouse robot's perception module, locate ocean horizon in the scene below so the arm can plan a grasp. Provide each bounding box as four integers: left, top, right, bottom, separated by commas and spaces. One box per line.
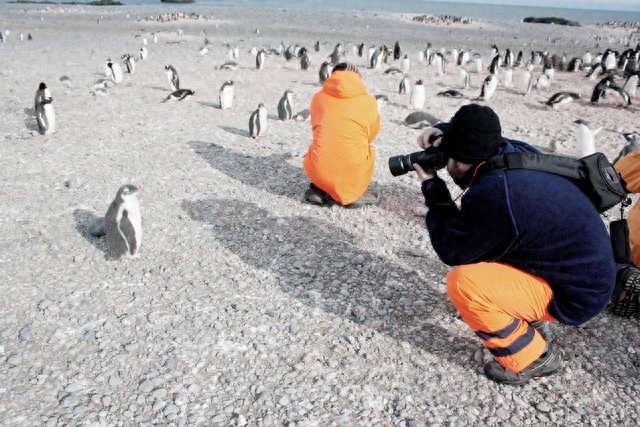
2, 0, 640, 25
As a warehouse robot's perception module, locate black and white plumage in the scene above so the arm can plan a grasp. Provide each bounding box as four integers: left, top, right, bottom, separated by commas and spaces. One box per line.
249, 103, 268, 140
122, 54, 135, 74
502, 68, 513, 88
519, 69, 533, 94
277, 90, 294, 120
34, 82, 55, 135
399, 75, 410, 94
409, 79, 426, 109
330, 43, 342, 65
107, 60, 123, 84
590, 75, 614, 104
218, 80, 234, 109
623, 74, 638, 97
384, 67, 403, 75
164, 65, 179, 91
545, 91, 580, 109
256, 50, 265, 70
375, 94, 388, 113
300, 50, 311, 70
478, 74, 497, 100
613, 133, 639, 165
437, 89, 464, 98
139, 46, 148, 60
574, 119, 602, 158
403, 111, 442, 129
488, 54, 501, 75
393, 41, 401, 61
166, 89, 194, 101
458, 68, 470, 89
319, 61, 331, 84
607, 84, 632, 107
370, 47, 382, 69
431, 52, 444, 75
104, 184, 142, 260
535, 73, 550, 90
219, 61, 238, 71
400, 54, 410, 74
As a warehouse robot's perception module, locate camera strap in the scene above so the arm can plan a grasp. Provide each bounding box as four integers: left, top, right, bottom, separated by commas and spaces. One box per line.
483, 151, 628, 213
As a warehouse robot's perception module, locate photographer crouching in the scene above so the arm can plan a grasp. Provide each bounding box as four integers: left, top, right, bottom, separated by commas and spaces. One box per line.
408, 104, 615, 385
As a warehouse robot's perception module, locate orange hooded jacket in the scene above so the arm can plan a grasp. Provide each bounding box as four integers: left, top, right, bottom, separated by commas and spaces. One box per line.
615, 151, 640, 266
303, 70, 380, 205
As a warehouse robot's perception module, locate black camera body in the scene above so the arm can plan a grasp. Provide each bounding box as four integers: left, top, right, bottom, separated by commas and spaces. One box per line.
388, 145, 449, 177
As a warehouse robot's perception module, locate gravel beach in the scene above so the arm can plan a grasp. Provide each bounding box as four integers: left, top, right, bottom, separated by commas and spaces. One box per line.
0, 4, 639, 425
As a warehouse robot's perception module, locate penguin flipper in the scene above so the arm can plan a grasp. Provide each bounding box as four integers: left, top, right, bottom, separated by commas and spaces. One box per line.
118, 209, 138, 257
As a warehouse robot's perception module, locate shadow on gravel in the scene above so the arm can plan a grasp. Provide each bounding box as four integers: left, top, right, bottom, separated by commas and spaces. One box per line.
190, 141, 308, 199
182, 197, 479, 371
72, 208, 109, 257
189, 140, 420, 215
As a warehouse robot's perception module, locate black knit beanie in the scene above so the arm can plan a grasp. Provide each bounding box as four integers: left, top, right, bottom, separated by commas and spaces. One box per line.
439, 104, 504, 163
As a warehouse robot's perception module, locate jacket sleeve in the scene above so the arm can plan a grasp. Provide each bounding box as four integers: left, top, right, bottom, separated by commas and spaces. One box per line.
422, 173, 518, 266
368, 104, 381, 144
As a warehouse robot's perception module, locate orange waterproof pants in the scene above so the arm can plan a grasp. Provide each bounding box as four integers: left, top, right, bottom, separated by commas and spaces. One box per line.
447, 262, 556, 373
615, 152, 640, 267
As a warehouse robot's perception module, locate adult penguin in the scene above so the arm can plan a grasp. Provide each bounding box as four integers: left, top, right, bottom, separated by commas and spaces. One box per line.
277, 90, 294, 120
34, 82, 56, 135
104, 184, 142, 260
249, 103, 267, 140
218, 80, 234, 109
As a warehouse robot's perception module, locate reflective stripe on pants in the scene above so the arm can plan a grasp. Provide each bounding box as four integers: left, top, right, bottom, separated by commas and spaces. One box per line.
447, 262, 556, 373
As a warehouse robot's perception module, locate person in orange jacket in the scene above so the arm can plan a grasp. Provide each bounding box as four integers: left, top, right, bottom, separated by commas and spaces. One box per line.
611, 148, 640, 317
303, 63, 381, 207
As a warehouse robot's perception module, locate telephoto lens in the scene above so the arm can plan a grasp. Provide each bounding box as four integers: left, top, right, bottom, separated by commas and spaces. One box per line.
388, 146, 448, 177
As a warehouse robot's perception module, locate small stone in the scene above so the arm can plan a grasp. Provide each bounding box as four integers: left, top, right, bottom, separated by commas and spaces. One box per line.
536, 401, 552, 412
138, 379, 154, 393
7, 353, 22, 366
350, 254, 365, 265
234, 414, 247, 426
173, 392, 188, 406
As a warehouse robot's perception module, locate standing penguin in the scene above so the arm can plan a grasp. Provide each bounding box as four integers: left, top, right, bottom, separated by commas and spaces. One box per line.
590, 75, 614, 104
432, 52, 444, 76
165, 65, 179, 91
613, 132, 639, 165
139, 46, 148, 60
400, 54, 411, 74
319, 60, 331, 84
300, 49, 311, 70
574, 119, 602, 158
218, 80, 234, 109
399, 74, 410, 95
277, 90, 294, 120
104, 184, 142, 260
393, 41, 402, 61
330, 43, 342, 65
370, 47, 382, 69
502, 68, 513, 88
409, 79, 426, 109
249, 103, 268, 140
107, 60, 123, 84
623, 74, 638, 97
478, 74, 498, 100
256, 49, 265, 70
458, 68, 470, 89
34, 82, 55, 135
519, 69, 533, 95
122, 54, 136, 74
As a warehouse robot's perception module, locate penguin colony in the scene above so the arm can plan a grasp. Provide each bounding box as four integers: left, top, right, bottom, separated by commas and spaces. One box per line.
21, 13, 639, 260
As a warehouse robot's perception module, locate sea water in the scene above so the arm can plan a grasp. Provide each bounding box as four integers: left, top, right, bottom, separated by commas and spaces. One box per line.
2, 0, 638, 25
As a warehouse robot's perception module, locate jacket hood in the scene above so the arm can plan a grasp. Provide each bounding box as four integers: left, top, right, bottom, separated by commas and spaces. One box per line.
322, 70, 368, 98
